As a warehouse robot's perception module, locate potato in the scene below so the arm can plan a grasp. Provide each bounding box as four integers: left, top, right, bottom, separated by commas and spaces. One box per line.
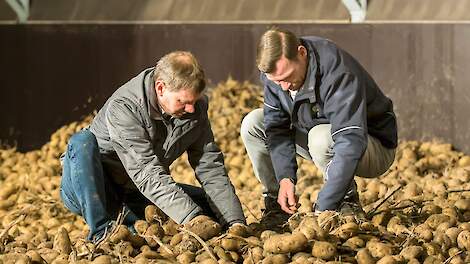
371, 211, 392, 226
377, 255, 400, 264
169, 232, 183, 246
356, 248, 376, 264
144, 205, 167, 223
294, 215, 325, 240
333, 222, 359, 240
213, 245, 231, 261
422, 242, 442, 256
228, 223, 252, 237
366, 240, 393, 258
109, 225, 130, 243
91, 255, 112, 264
242, 246, 263, 264
311, 241, 337, 260
260, 230, 277, 241
174, 234, 201, 254
433, 232, 451, 251
52, 227, 72, 255
454, 199, 470, 211
263, 232, 308, 254
143, 223, 164, 247
26, 250, 44, 263
457, 230, 470, 250
261, 254, 289, 264
162, 219, 180, 236
134, 220, 149, 235
343, 236, 365, 250
116, 241, 134, 257
220, 237, 245, 251
1, 253, 31, 264
317, 211, 339, 232
140, 247, 160, 259
446, 227, 462, 246
414, 224, 433, 241
51, 254, 68, 264
37, 248, 59, 263
400, 245, 423, 260
183, 215, 221, 241
176, 251, 195, 264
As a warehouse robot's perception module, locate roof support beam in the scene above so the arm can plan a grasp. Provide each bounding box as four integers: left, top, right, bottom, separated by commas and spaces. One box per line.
341, 0, 366, 23
5, 0, 29, 23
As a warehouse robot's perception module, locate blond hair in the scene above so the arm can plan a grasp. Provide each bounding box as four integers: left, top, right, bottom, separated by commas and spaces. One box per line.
256, 28, 301, 73
154, 51, 206, 93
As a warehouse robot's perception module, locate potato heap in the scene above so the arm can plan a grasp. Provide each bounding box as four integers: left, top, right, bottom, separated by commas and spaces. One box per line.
1, 78, 470, 263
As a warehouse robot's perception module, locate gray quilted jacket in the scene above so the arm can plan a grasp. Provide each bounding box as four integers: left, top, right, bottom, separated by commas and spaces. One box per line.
89, 68, 245, 226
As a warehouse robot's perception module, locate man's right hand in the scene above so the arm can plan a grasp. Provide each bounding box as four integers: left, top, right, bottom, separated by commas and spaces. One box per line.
277, 178, 297, 214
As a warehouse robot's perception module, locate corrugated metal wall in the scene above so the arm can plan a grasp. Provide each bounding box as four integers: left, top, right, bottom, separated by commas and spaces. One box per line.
1, 23, 469, 153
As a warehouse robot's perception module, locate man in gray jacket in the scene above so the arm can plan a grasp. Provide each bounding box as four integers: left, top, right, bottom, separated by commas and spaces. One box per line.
60, 51, 245, 242
241, 28, 397, 226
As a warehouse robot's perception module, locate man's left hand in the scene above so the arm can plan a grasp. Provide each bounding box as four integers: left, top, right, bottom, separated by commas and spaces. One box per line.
278, 178, 297, 214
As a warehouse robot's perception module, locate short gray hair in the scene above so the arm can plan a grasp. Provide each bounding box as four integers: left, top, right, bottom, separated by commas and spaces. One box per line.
154, 51, 206, 93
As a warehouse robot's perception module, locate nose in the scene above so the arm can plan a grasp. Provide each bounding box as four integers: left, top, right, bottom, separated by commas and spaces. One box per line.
184, 104, 195, 113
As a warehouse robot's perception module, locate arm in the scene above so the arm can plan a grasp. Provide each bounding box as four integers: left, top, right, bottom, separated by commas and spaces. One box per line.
316, 72, 368, 211
187, 103, 246, 226
106, 99, 203, 224
262, 77, 298, 184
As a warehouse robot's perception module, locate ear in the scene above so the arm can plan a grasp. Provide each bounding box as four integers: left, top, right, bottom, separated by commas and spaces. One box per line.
298, 45, 307, 58
155, 80, 165, 96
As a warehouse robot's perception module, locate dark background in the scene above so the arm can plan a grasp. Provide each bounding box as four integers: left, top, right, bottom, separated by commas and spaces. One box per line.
1, 23, 469, 153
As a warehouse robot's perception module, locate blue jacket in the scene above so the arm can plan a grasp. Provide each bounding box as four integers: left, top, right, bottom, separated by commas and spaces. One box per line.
262, 36, 397, 211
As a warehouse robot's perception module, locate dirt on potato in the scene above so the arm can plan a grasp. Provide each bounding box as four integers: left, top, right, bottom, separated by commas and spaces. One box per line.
1, 78, 470, 263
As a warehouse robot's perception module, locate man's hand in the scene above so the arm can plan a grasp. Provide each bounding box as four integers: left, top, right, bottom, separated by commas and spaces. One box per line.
278, 178, 297, 214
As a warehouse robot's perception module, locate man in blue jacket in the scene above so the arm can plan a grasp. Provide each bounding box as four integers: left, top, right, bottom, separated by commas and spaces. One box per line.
241, 28, 397, 225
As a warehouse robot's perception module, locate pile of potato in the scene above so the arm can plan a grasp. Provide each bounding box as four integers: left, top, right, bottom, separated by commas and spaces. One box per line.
1, 78, 470, 263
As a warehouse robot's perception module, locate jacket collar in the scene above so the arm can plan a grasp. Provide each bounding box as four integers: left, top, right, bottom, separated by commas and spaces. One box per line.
295, 38, 320, 104
145, 69, 165, 121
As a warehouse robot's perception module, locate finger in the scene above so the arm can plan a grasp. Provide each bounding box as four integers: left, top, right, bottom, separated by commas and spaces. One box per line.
278, 195, 288, 212
287, 189, 297, 207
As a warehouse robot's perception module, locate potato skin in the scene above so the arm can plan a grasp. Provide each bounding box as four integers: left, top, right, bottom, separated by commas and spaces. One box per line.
312, 241, 337, 260
263, 232, 308, 254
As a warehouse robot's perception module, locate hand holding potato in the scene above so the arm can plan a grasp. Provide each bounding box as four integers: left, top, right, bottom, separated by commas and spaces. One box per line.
278, 178, 297, 214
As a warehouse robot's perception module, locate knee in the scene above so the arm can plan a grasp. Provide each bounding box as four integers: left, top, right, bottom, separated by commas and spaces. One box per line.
68, 130, 99, 156
308, 124, 333, 161
240, 108, 264, 140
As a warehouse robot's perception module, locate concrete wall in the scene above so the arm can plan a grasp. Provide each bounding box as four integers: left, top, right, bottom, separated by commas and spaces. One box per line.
1, 23, 469, 153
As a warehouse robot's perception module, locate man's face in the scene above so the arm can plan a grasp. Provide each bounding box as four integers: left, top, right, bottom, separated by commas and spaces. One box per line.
265, 46, 308, 91
156, 81, 202, 118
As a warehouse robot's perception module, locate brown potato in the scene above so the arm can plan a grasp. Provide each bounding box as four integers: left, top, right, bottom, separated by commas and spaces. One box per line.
366, 240, 393, 259
52, 227, 72, 255
183, 215, 221, 241
457, 230, 470, 250
356, 248, 376, 264
176, 251, 195, 264
400, 245, 423, 260
295, 215, 325, 240
263, 232, 308, 254
261, 254, 289, 264
312, 241, 337, 260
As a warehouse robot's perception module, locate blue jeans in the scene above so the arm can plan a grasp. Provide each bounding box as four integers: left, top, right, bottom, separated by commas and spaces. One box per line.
60, 130, 214, 241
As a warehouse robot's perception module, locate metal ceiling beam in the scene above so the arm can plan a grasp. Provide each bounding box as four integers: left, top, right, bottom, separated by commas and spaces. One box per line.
341, 0, 366, 23
5, 0, 29, 23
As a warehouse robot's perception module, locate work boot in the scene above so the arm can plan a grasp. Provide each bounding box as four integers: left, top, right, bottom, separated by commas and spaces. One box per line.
260, 195, 291, 231
338, 192, 366, 219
